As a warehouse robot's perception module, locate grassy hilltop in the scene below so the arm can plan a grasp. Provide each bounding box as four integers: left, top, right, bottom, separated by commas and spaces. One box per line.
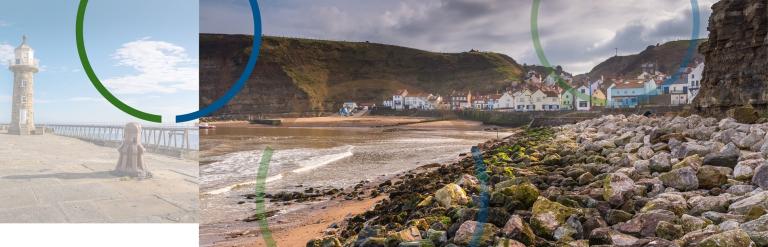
200, 34, 524, 115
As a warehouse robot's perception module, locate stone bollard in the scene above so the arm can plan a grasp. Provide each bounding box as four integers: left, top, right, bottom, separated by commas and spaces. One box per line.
114, 122, 152, 178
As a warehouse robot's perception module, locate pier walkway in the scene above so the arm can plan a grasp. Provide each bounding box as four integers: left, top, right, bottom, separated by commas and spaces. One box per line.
0, 132, 198, 223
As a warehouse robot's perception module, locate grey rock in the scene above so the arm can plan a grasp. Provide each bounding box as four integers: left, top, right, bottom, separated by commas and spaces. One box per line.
660, 167, 699, 191
650, 152, 672, 173
613, 209, 676, 237
729, 192, 768, 215
753, 163, 768, 190
727, 185, 756, 196
735, 159, 766, 181
689, 195, 731, 215
703, 143, 741, 168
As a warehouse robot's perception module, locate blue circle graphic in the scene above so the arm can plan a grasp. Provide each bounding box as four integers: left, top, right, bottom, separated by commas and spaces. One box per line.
175, 0, 263, 123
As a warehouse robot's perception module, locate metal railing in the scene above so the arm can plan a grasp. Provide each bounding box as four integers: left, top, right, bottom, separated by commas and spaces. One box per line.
43, 124, 198, 157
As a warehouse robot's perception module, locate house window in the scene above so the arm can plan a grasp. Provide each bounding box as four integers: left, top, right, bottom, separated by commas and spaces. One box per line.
20, 80, 26, 88
579, 101, 587, 108
20, 96, 26, 104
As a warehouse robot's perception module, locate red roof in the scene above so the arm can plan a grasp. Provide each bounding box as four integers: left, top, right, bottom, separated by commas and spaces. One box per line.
612, 80, 645, 89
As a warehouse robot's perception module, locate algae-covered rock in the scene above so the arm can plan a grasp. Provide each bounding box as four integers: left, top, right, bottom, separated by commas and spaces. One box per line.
434, 183, 469, 208
656, 221, 684, 240
728, 106, 760, 124
679, 214, 711, 233
530, 196, 581, 238
425, 229, 447, 246
697, 165, 730, 189
490, 182, 540, 211
640, 193, 688, 216
307, 236, 343, 247
698, 229, 755, 247
673, 154, 704, 170
417, 196, 433, 208
451, 221, 498, 246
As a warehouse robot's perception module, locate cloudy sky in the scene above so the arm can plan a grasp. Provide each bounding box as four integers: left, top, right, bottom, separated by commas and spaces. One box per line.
0, 0, 198, 124
202, 0, 715, 74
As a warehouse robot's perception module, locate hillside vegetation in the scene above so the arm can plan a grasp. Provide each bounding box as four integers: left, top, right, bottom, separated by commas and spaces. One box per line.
200, 34, 524, 115
582, 39, 705, 79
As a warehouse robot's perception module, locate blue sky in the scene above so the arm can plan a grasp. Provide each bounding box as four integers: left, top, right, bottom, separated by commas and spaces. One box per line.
202, 0, 715, 74
0, 0, 198, 124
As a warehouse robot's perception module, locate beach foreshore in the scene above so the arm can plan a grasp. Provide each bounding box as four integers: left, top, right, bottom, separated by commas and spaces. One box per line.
205, 116, 491, 129
199, 120, 517, 246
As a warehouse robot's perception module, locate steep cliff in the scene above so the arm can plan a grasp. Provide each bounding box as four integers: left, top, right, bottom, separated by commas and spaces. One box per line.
200, 34, 524, 115
694, 0, 768, 109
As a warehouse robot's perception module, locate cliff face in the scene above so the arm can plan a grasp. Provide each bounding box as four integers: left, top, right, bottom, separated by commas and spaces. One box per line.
694, 0, 768, 108
200, 34, 524, 116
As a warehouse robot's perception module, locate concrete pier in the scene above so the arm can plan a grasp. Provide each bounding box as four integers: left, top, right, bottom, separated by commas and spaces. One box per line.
0, 133, 198, 223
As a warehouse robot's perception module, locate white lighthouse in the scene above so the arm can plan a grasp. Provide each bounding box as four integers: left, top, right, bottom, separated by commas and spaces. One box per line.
8, 35, 39, 135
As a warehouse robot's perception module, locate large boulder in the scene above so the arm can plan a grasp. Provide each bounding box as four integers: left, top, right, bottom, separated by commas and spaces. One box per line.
640, 193, 688, 216
734, 159, 766, 181
753, 163, 768, 190
680, 214, 711, 233
697, 165, 730, 189
650, 152, 673, 173
490, 182, 539, 211
698, 229, 755, 247
452, 221, 498, 246
729, 192, 768, 215
660, 167, 699, 191
603, 173, 636, 206
588, 227, 639, 246
703, 143, 741, 168
688, 195, 731, 215
613, 210, 677, 237
306, 236, 343, 247
638, 146, 655, 160
434, 184, 469, 208
553, 215, 584, 241
501, 215, 535, 245
530, 197, 581, 239
741, 215, 768, 246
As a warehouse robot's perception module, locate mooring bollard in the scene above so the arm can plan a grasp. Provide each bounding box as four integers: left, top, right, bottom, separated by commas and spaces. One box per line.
114, 122, 152, 178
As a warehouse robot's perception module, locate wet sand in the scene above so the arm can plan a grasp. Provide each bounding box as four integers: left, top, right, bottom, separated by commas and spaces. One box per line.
208, 116, 449, 128
199, 119, 515, 246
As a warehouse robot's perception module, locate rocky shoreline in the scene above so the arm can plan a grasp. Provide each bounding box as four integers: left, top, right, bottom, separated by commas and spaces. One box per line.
307, 114, 768, 247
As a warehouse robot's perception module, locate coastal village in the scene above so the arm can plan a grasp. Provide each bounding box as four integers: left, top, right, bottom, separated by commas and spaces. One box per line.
379, 61, 704, 112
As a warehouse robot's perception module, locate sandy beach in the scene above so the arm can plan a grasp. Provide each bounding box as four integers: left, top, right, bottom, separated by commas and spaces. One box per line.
199, 117, 514, 246
208, 116, 491, 130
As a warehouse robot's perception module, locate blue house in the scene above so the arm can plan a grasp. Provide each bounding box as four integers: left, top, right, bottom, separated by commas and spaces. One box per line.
607, 79, 660, 108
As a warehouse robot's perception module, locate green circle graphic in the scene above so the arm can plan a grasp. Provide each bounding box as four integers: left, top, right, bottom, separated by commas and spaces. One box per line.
76, 0, 163, 123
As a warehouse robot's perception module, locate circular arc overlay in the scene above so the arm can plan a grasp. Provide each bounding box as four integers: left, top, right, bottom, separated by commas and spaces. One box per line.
530, 0, 701, 102
76, 0, 263, 123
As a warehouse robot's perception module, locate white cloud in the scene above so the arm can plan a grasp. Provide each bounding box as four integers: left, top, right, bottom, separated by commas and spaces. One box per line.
0, 94, 9, 103
206, 0, 717, 74
0, 43, 14, 66
103, 38, 198, 94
